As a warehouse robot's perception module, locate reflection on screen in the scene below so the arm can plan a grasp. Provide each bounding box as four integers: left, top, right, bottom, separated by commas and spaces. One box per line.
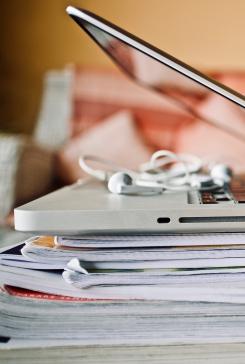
79, 20, 245, 142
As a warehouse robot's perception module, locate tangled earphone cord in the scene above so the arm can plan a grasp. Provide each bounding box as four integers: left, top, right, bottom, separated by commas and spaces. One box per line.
79, 150, 204, 191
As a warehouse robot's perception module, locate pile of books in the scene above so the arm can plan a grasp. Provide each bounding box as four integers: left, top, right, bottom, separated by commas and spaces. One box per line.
2, 232, 245, 362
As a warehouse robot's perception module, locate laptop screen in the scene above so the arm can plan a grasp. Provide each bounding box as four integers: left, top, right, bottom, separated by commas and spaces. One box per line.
69, 10, 245, 142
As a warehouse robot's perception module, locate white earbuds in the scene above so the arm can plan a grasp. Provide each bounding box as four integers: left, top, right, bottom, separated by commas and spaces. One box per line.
210, 164, 233, 185
108, 172, 162, 195
78, 151, 233, 196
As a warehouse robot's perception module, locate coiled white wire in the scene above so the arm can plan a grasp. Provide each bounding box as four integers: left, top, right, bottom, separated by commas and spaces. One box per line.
79, 150, 204, 192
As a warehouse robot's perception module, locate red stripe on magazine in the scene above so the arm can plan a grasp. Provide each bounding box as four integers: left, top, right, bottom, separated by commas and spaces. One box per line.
3, 285, 107, 302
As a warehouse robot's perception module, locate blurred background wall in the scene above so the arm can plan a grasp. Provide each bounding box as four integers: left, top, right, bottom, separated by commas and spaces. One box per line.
1, 0, 244, 135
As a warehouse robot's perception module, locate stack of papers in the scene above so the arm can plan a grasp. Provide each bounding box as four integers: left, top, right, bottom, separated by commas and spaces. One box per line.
2, 232, 245, 362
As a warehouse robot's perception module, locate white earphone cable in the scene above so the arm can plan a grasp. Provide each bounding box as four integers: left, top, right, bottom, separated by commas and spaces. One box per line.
79, 150, 205, 193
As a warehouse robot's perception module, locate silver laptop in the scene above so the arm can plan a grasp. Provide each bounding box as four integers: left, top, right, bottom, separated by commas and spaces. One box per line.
14, 6, 245, 234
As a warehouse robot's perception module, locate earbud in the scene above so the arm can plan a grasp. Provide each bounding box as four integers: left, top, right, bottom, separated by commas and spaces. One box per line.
210, 164, 232, 186
108, 172, 162, 195
190, 165, 232, 190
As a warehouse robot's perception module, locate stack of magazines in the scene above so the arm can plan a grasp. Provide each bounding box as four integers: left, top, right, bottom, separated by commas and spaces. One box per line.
2, 232, 245, 362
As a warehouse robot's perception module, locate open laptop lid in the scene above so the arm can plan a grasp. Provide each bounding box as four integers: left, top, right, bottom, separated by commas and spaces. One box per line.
66, 6, 245, 142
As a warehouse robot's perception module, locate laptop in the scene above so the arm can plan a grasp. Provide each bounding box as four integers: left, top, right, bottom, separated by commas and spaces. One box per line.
14, 6, 245, 234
